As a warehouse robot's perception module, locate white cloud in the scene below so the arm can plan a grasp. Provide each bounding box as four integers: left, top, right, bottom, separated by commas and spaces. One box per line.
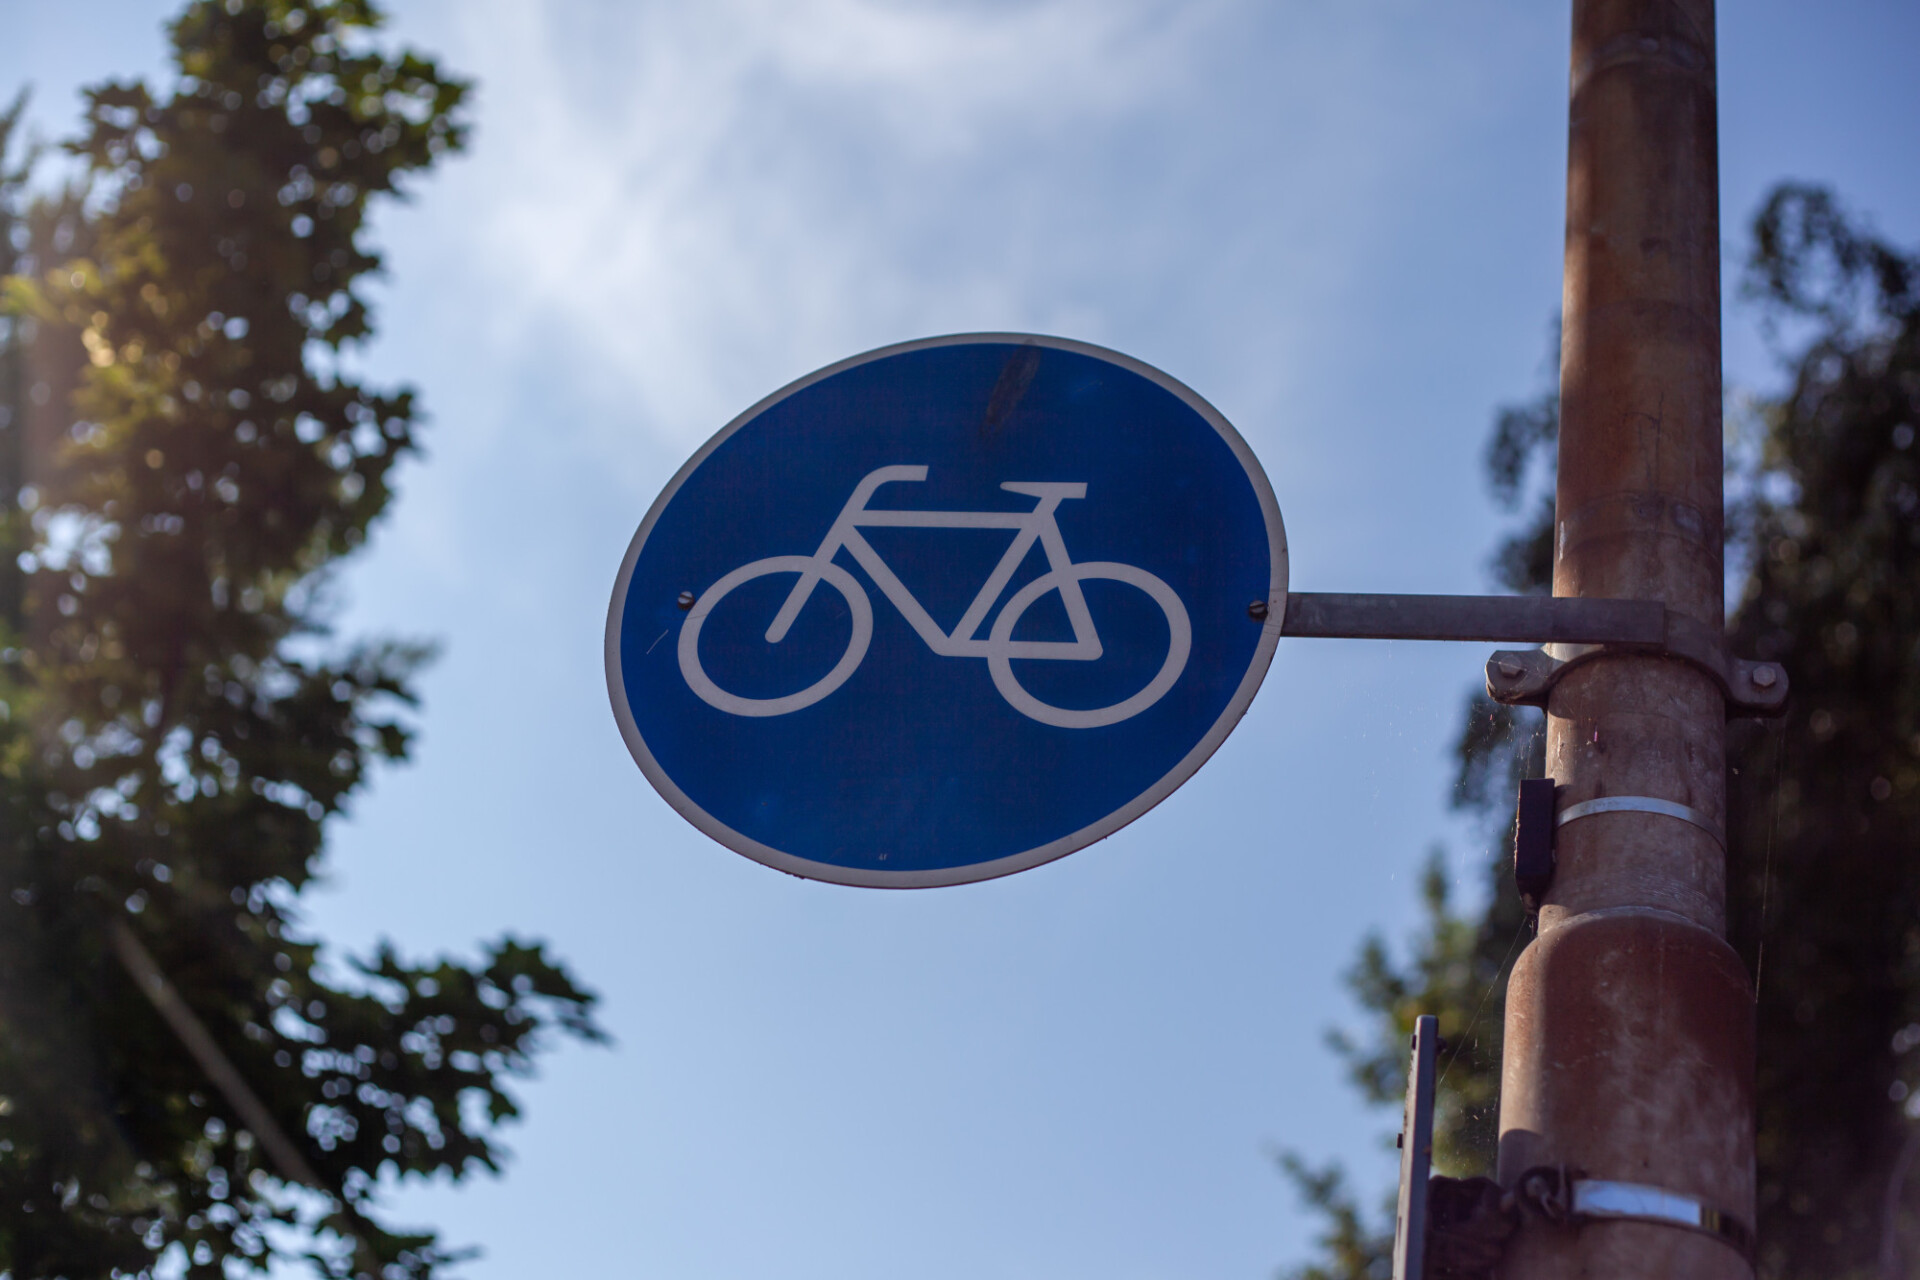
415, 0, 1234, 456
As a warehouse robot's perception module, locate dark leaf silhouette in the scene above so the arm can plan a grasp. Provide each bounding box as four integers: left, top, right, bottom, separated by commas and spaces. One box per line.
0, 5, 601, 1277
1283, 185, 1920, 1280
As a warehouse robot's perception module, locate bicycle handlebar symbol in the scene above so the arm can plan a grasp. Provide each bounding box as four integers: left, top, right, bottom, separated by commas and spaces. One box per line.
678, 465, 1192, 728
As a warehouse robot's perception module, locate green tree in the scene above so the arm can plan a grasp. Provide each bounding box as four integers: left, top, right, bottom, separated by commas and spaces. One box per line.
0, 4, 602, 1278
1726, 185, 1920, 1278
1282, 185, 1920, 1280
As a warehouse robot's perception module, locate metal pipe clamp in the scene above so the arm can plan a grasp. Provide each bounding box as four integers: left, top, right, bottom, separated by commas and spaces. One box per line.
1572, 1178, 1754, 1261
1555, 794, 1725, 850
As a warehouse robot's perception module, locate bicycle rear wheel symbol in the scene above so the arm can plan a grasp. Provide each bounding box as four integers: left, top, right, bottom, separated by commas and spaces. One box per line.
678, 465, 1191, 728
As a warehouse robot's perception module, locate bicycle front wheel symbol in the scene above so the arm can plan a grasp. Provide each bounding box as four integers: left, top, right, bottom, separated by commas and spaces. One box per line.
677, 556, 875, 717
986, 562, 1191, 728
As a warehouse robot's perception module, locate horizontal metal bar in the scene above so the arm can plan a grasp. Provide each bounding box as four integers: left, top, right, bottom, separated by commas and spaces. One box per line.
1279, 593, 1667, 645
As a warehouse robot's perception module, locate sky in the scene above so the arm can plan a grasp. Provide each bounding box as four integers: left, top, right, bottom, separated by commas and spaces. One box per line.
7, 2, 1920, 1277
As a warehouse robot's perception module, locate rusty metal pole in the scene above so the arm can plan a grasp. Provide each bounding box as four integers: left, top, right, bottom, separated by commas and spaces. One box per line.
1495, 2, 1754, 1277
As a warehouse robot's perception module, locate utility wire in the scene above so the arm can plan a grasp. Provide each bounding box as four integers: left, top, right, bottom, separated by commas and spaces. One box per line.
1438, 909, 1530, 1092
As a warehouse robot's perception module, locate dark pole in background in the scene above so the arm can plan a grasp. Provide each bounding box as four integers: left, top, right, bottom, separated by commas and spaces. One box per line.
1496, 2, 1754, 1276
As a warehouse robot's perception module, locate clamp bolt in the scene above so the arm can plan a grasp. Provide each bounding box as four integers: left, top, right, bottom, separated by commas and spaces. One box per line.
1496, 658, 1525, 679
676, 591, 696, 611
1750, 664, 1778, 689
1247, 600, 1269, 621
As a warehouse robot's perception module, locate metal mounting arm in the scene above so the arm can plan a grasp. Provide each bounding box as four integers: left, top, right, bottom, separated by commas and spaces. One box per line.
1279, 592, 1664, 645
1276, 592, 1787, 718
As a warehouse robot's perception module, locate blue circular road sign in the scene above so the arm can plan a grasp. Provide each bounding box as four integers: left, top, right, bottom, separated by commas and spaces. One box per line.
607, 334, 1287, 887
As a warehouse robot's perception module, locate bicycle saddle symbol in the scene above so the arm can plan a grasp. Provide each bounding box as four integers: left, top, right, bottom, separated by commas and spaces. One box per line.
679, 465, 1192, 728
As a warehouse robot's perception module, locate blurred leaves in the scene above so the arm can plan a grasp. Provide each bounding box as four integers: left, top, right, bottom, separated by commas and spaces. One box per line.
0, 4, 601, 1278
1283, 184, 1920, 1279
1725, 185, 1920, 1279
1276, 1154, 1392, 1280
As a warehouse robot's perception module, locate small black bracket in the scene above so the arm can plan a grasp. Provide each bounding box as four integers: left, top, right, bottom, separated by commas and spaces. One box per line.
1513, 779, 1557, 912
1426, 1176, 1518, 1279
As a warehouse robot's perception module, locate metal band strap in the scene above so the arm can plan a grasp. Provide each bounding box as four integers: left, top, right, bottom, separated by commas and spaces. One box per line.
1555, 795, 1725, 850
1572, 1178, 1755, 1261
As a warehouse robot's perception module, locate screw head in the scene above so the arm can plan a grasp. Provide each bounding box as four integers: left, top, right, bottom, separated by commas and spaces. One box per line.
1750, 664, 1778, 689
676, 590, 696, 611
1247, 599, 1269, 621
1496, 658, 1525, 679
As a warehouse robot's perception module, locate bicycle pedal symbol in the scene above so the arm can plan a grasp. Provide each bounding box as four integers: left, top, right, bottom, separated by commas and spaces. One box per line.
679, 465, 1192, 728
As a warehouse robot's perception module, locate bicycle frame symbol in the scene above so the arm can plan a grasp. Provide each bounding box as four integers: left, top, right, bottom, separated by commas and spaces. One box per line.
679, 465, 1192, 728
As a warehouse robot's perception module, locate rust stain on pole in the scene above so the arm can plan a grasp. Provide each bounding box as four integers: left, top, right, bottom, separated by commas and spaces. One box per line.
1496, 1, 1754, 1276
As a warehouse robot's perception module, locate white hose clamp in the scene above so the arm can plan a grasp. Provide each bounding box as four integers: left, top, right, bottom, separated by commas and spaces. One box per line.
1555, 794, 1725, 850
1518, 1166, 1754, 1265
1572, 1178, 1754, 1262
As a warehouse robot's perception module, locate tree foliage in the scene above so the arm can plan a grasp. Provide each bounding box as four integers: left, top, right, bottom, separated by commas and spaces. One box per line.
1727, 184, 1920, 1278
0, 4, 602, 1278
1282, 185, 1920, 1279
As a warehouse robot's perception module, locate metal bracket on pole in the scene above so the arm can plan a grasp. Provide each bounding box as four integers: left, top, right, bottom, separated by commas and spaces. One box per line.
1271, 591, 1787, 718
1514, 1165, 1755, 1265
1479, 605, 1787, 719
1557, 794, 1726, 850
1513, 779, 1558, 912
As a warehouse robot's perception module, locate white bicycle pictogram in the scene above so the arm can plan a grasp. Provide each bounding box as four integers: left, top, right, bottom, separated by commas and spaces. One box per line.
679, 464, 1192, 728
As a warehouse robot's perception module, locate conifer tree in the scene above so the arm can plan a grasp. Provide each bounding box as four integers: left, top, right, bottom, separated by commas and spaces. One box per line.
1283, 186, 1920, 1279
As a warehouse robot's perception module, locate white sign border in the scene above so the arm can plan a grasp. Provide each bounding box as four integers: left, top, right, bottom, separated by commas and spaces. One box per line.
605, 332, 1289, 889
